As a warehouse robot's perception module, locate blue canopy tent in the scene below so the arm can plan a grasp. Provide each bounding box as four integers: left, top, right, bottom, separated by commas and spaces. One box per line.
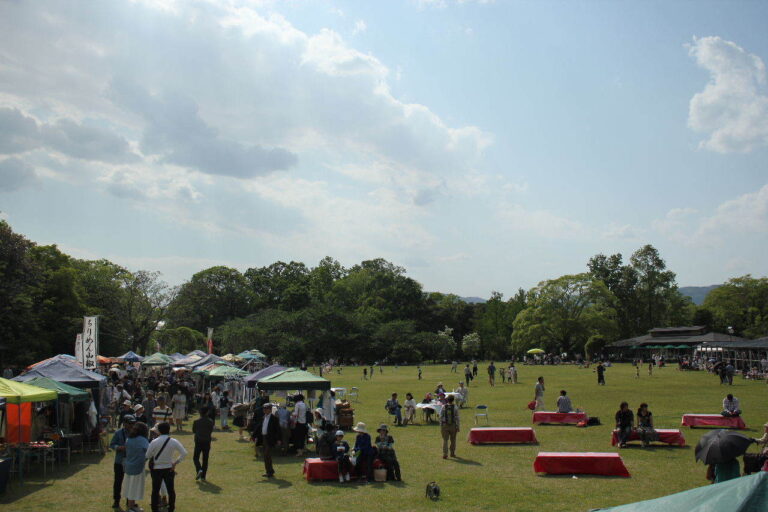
118, 351, 144, 363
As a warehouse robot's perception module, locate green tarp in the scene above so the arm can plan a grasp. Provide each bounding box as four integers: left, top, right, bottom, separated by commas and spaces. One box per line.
141, 352, 174, 366
0, 377, 58, 404
256, 368, 330, 391
208, 365, 247, 378
595, 471, 768, 512
22, 377, 90, 401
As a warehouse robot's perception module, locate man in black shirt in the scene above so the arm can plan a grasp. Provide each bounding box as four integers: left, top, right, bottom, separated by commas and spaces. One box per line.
192, 407, 215, 481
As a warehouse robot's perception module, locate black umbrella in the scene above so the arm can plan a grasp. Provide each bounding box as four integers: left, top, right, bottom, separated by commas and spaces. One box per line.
695, 429, 754, 465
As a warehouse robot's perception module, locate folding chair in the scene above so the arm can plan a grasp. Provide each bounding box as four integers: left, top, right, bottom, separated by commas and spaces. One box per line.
474, 405, 489, 425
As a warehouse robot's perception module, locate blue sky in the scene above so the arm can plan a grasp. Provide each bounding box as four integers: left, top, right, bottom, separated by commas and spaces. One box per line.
1, 0, 766, 297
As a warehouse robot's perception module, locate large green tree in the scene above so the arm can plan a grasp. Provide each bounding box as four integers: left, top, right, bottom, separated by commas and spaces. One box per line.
511, 274, 618, 356
703, 275, 768, 338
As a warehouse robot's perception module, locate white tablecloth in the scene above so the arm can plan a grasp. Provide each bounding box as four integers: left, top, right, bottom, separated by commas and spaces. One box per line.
416, 402, 443, 415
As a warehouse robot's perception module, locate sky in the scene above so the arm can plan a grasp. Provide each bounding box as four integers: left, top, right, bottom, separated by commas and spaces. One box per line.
1, 0, 767, 298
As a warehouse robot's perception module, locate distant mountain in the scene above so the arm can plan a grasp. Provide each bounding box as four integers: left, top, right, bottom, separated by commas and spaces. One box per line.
460, 296, 486, 304
679, 285, 721, 305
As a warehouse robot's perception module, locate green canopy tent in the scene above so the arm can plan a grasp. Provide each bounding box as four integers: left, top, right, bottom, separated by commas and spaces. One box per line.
22, 377, 89, 401
594, 470, 768, 511
141, 352, 174, 366
237, 349, 266, 360
0, 378, 58, 443
663, 345, 677, 349
256, 368, 330, 391
208, 365, 248, 379
22, 377, 91, 434
677, 345, 692, 349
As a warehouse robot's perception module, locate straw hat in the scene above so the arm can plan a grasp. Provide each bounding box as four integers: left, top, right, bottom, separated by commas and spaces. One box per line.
352, 422, 368, 433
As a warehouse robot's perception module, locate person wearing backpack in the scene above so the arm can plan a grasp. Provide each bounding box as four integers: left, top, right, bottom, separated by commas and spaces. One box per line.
145, 422, 187, 512
439, 395, 460, 459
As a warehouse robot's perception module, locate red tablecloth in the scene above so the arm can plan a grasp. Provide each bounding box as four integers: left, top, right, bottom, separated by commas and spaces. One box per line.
303, 458, 340, 481
610, 429, 686, 446
533, 452, 630, 477
468, 427, 538, 444
681, 414, 747, 429
532, 412, 588, 425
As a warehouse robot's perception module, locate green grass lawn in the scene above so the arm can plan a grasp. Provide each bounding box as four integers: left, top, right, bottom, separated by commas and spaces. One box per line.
3, 363, 767, 512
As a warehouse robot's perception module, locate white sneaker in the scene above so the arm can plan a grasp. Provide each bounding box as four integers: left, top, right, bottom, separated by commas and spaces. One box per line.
339, 475, 344, 482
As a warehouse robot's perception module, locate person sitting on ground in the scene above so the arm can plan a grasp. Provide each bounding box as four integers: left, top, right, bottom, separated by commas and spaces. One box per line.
333, 430, 352, 483
403, 393, 416, 425
556, 390, 572, 413
721, 394, 741, 417
374, 424, 401, 481
385, 393, 403, 426
615, 401, 634, 448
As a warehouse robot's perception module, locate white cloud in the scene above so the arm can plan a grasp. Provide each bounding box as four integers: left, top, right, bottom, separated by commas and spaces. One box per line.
654, 186, 768, 247
687, 36, 768, 153
602, 223, 644, 241
497, 203, 584, 239
696, 184, 768, 238
352, 19, 367, 36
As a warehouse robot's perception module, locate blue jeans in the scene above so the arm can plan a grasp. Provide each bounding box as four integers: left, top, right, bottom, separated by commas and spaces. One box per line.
392, 409, 402, 425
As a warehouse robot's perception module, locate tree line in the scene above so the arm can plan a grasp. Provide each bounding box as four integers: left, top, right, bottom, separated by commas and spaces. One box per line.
2, 220, 767, 367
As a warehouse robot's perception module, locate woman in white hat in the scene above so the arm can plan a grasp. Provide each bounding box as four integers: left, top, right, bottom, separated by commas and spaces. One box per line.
333, 430, 352, 483
352, 422, 376, 483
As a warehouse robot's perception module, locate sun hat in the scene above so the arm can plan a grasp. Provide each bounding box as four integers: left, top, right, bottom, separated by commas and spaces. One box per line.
377, 424, 389, 432
352, 422, 368, 433
133, 404, 144, 412
335, 430, 344, 436
123, 399, 132, 406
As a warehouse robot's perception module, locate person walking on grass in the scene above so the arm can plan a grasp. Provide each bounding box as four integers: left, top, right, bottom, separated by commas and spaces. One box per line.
255, 403, 281, 478
596, 362, 606, 385
417, 366, 422, 380
218, 391, 231, 430
192, 406, 214, 482
534, 377, 545, 411
146, 422, 187, 512
509, 363, 518, 384
464, 364, 472, 386
487, 361, 496, 387
110, 414, 135, 510
122, 421, 149, 512
472, 360, 478, 377
171, 388, 186, 432
440, 395, 459, 459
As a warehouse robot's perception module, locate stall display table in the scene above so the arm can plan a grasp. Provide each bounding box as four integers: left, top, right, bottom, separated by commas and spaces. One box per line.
681, 414, 746, 429
532, 412, 587, 425
416, 402, 442, 423
303, 458, 342, 481
610, 429, 686, 446
533, 452, 630, 477
468, 427, 537, 445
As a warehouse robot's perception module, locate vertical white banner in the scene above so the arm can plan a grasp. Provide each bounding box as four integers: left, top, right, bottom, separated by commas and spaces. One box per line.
82, 316, 99, 370
207, 327, 214, 354
75, 333, 83, 365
